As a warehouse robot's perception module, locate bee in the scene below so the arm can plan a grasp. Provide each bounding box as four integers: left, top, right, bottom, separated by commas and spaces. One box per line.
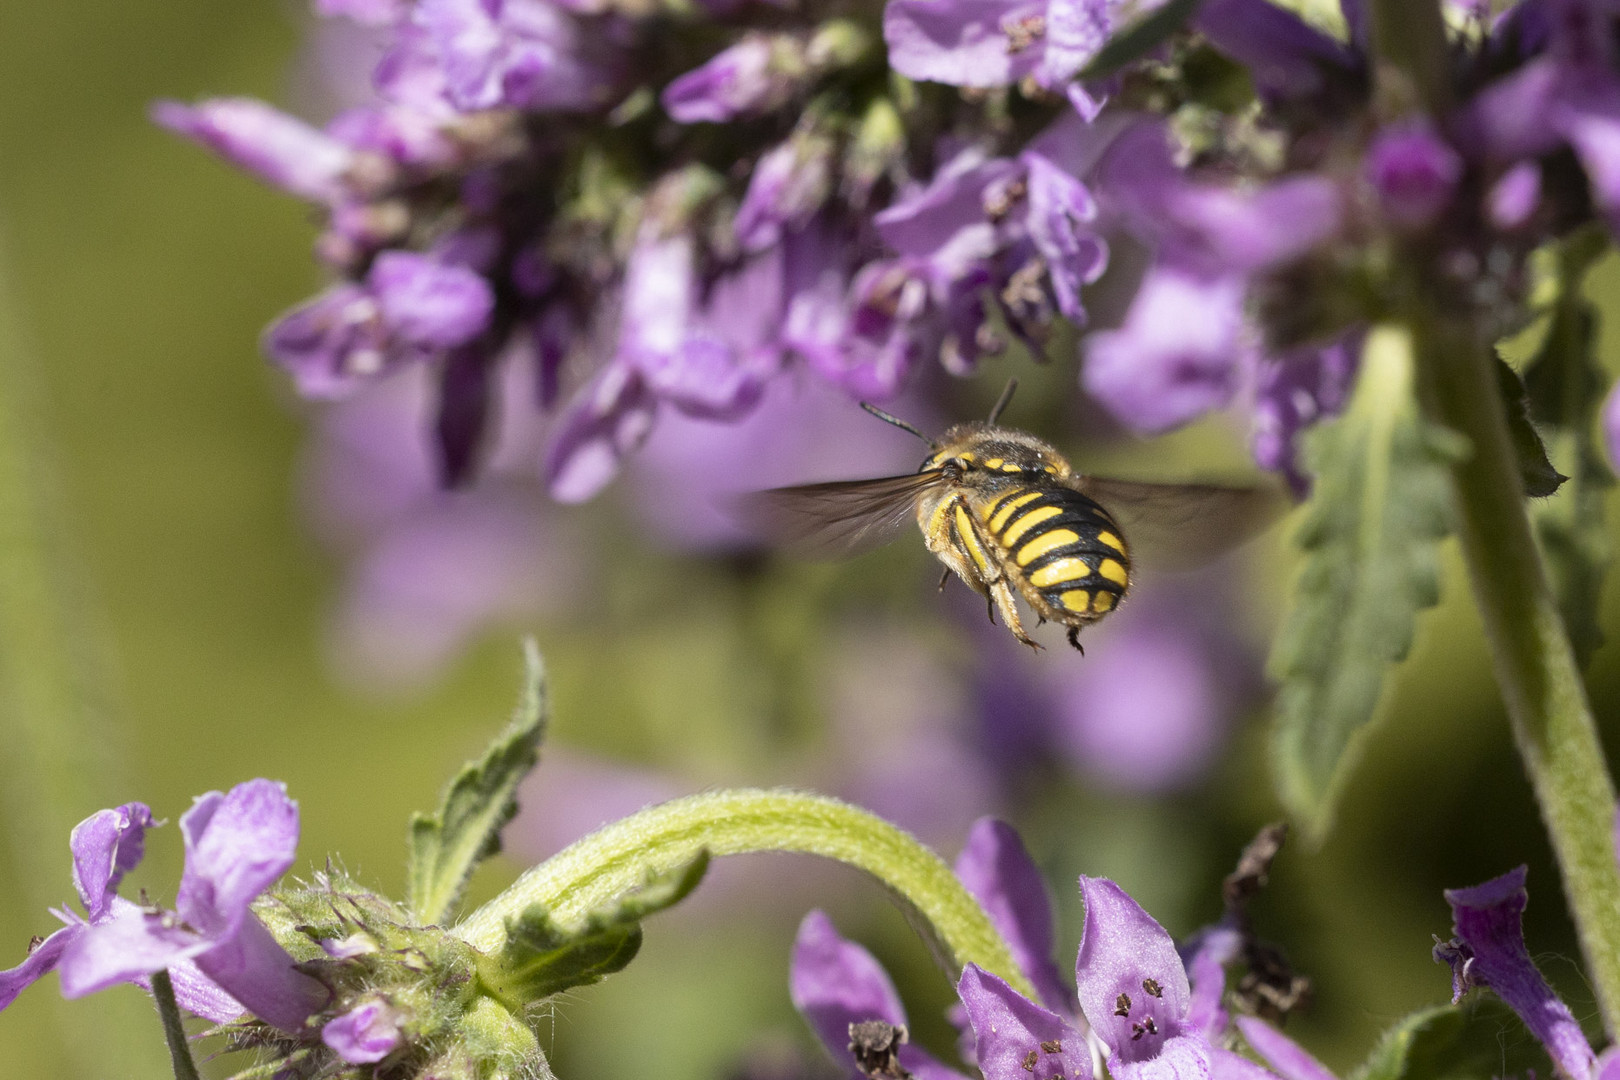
743, 382, 1283, 652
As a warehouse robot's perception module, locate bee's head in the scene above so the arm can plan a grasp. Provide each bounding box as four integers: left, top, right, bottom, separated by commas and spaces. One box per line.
921, 423, 1069, 479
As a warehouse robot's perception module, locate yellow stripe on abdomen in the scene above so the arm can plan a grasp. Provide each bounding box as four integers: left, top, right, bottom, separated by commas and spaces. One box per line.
1029, 557, 1091, 588
954, 504, 993, 577
1096, 531, 1124, 553
1058, 589, 1092, 613
1092, 592, 1116, 613
988, 491, 1042, 534
1002, 505, 1061, 545
1016, 528, 1080, 565
1098, 558, 1129, 586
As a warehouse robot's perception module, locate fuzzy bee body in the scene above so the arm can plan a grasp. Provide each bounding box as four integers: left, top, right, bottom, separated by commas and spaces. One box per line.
741, 394, 1282, 652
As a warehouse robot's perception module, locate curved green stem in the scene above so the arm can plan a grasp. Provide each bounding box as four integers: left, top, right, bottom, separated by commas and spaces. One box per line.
456, 788, 1034, 999
1413, 315, 1620, 1037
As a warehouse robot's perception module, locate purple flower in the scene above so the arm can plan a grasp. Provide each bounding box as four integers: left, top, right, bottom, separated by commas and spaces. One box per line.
1191, 0, 1360, 102
953, 820, 1073, 1016
1606, 368, 1620, 473
1366, 124, 1463, 229
1233, 1017, 1337, 1080
791, 910, 971, 1080
371, 250, 496, 350
416, 0, 622, 112
1082, 266, 1248, 435
663, 35, 786, 123
1435, 867, 1597, 1080
736, 137, 837, 253
317, 0, 406, 23
956, 965, 1091, 1080
1488, 162, 1544, 230
323, 998, 407, 1063
152, 98, 355, 203
56, 780, 327, 1033
1251, 334, 1361, 494
883, 0, 1114, 91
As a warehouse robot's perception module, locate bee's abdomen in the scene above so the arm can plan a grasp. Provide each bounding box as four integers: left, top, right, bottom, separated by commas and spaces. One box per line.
982, 485, 1130, 618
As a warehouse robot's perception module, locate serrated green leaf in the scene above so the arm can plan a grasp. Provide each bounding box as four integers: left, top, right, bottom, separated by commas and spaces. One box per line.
479, 851, 710, 1005
1493, 353, 1566, 498
1350, 999, 1547, 1080
1523, 271, 1613, 669
1078, 0, 1205, 81
407, 641, 548, 925
1270, 326, 1467, 834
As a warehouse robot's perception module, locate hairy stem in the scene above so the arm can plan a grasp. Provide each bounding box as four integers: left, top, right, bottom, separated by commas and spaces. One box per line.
1414, 315, 1620, 1037
150, 971, 203, 1080
457, 788, 1033, 999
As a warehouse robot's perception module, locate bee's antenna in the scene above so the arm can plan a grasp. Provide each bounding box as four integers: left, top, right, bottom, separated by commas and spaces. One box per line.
987, 379, 1018, 425
859, 402, 933, 445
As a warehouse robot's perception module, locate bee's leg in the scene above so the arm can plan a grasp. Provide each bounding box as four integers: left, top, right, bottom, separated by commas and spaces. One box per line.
938, 567, 952, 591
991, 580, 1041, 651
1066, 626, 1086, 655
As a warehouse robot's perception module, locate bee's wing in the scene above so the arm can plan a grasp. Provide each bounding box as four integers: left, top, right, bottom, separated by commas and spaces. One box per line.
1071, 476, 1288, 571
735, 471, 946, 560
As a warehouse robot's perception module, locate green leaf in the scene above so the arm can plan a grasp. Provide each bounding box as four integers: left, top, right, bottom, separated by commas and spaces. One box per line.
1078, 0, 1204, 81
1270, 326, 1467, 834
478, 851, 709, 1006
407, 640, 548, 925
1493, 353, 1566, 498
1350, 999, 1548, 1080
1523, 268, 1613, 669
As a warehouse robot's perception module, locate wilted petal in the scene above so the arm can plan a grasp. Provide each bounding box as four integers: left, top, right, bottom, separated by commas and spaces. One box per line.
370, 251, 495, 350
324, 998, 406, 1063
1075, 877, 1191, 1062
152, 98, 353, 202
957, 965, 1090, 1080
1441, 867, 1596, 1080
1234, 1017, 1335, 1080
954, 819, 1073, 1016
1082, 267, 1246, 435
70, 804, 154, 921
0, 925, 78, 1012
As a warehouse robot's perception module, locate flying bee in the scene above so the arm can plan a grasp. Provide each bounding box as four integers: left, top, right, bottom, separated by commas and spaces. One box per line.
742, 382, 1284, 652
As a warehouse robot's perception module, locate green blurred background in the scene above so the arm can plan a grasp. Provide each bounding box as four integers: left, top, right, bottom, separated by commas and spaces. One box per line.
2, 2, 1620, 1078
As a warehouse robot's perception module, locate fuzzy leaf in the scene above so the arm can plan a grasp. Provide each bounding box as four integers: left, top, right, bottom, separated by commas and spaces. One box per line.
479, 851, 710, 1005
1493, 354, 1566, 498
1079, 0, 1204, 81
1523, 288, 1612, 668
1351, 1000, 1545, 1080
1270, 326, 1466, 834
407, 641, 548, 925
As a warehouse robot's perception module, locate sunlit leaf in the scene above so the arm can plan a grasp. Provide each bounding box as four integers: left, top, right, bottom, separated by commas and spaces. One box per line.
407, 640, 548, 925
1270, 325, 1466, 834
1351, 999, 1547, 1080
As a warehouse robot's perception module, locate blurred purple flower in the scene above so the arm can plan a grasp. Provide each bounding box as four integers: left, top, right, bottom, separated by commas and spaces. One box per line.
663, 35, 784, 123
318, 0, 406, 23
1251, 334, 1361, 494
883, 0, 1115, 91
1366, 123, 1463, 230
1435, 866, 1597, 1080
54, 781, 326, 1034
1488, 162, 1543, 230
152, 98, 354, 202
416, 0, 623, 112
1191, 0, 1360, 102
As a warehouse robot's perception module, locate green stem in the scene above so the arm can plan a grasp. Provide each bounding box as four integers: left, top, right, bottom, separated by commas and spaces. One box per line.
1414, 314, 1620, 1037
150, 971, 203, 1080
456, 788, 1034, 1000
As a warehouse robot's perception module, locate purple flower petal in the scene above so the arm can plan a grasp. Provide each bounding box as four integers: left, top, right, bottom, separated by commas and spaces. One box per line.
1605, 378, 1620, 475
791, 910, 909, 1060
0, 925, 78, 1012
1182, 926, 1242, 1038
1250, 335, 1361, 493
262, 284, 393, 400
1112, 1035, 1212, 1080
736, 139, 835, 253
175, 780, 301, 938
1440, 867, 1596, 1080
1488, 162, 1543, 230
1558, 87, 1620, 230
545, 362, 658, 503
1367, 123, 1462, 229
369, 252, 495, 350
152, 99, 353, 203
884, 0, 1038, 88
662, 36, 779, 123
1209, 1048, 1280, 1080
316, 0, 405, 21
953, 819, 1074, 1016
1075, 877, 1191, 1061
1023, 151, 1105, 322
957, 965, 1091, 1080
193, 910, 326, 1033
165, 958, 247, 1023
1082, 267, 1246, 435
418, 0, 619, 112
1192, 0, 1357, 100
58, 902, 207, 1000
1234, 1017, 1335, 1080
70, 803, 154, 921
324, 998, 406, 1063
1038, 0, 1112, 87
